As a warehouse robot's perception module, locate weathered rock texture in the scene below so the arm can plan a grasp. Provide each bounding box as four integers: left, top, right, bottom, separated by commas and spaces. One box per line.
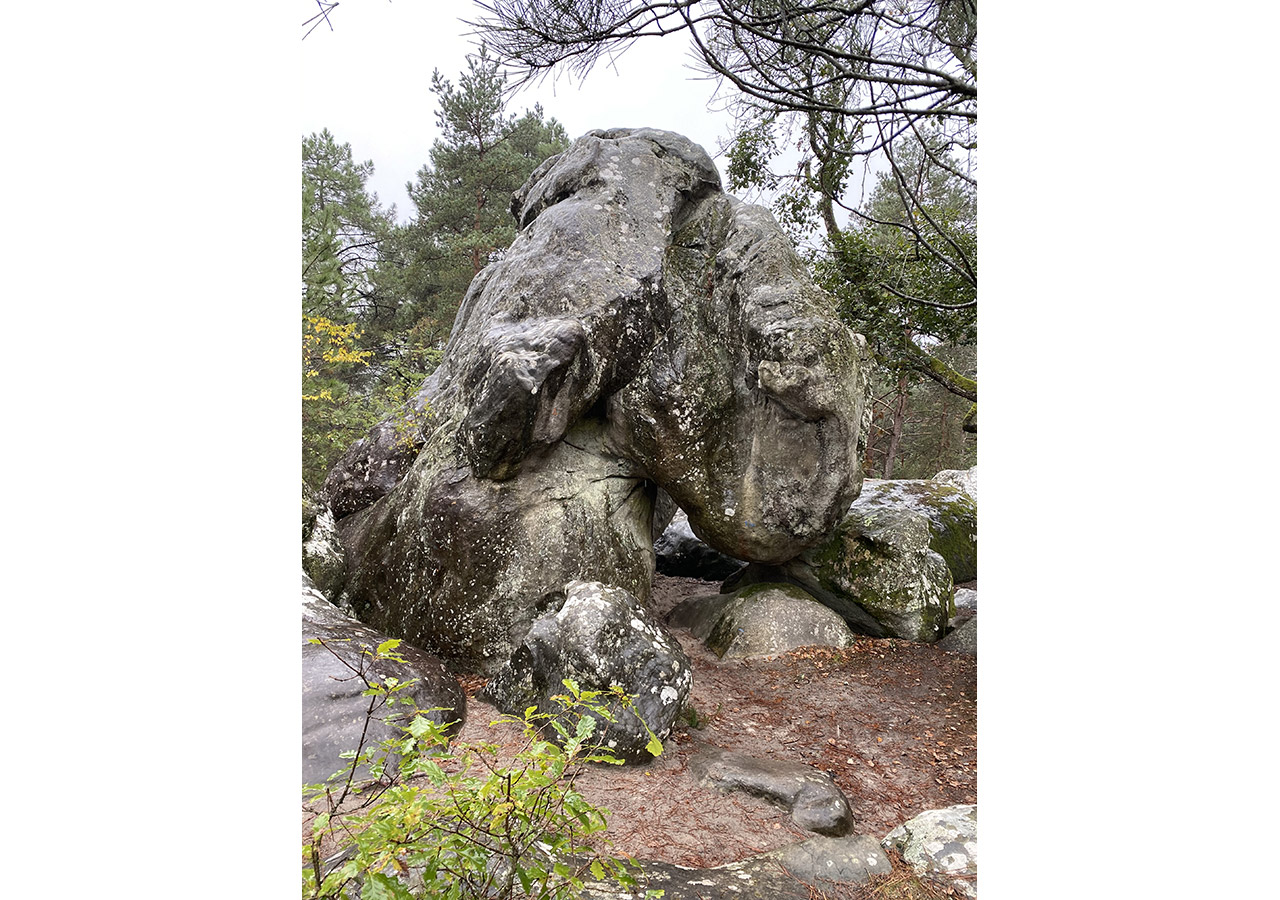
690, 748, 854, 835
301, 574, 465, 786
855, 478, 977, 583
883, 804, 978, 899
725, 508, 954, 642
669, 583, 854, 659
479, 581, 692, 763
333, 128, 867, 672
932, 464, 977, 504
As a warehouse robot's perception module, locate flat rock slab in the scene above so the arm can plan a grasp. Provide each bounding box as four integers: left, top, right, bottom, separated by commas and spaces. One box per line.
689, 748, 853, 835
580, 834, 890, 900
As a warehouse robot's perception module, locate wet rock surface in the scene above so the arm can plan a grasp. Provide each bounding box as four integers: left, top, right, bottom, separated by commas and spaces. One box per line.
333, 128, 866, 673
301, 574, 465, 786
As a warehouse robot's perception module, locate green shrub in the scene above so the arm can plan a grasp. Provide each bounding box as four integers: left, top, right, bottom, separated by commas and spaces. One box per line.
303, 638, 663, 900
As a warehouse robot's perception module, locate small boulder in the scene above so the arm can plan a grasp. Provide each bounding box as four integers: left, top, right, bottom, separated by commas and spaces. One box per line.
690, 748, 854, 836
480, 580, 692, 763
939, 617, 977, 655
655, 509, 745, 580
854, 479, 977, 583
302, 574, 466, 786
687, 583, 855, 659
883, 804, 978, 900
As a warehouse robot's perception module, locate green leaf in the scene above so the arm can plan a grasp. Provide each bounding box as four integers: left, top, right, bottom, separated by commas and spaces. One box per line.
646, 734, 664, 757
376, 638, 402, 656
590, 859, 605, 880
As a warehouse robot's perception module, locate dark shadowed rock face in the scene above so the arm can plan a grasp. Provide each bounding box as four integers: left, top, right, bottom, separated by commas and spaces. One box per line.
334, 128, 866, 673
479, 580, 692, 763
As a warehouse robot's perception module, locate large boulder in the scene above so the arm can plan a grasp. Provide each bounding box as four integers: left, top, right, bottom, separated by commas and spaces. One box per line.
854, 478, 977, 583
334, 128, 867, 673
726, 507, 954, 642
302, 574, 466, 786
479, 580, 692, 764
883, 804, 978, 899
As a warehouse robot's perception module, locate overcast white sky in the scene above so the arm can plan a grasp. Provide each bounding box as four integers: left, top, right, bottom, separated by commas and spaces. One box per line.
301, 0, 739, 222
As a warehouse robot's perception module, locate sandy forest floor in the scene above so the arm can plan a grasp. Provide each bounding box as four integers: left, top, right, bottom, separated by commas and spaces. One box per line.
450, 573, 978, 869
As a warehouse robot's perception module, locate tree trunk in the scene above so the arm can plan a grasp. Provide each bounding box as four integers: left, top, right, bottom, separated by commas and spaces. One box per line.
883, 373, 909, 478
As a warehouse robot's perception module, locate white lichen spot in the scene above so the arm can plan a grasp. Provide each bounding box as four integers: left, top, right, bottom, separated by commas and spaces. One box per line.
660, 686, 678, 704
724, 507, 735, 517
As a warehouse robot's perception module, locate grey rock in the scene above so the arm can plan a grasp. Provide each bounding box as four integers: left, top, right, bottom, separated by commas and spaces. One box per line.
334, 128, 867, 673
323, 375, 441, 520
655, 509, 745, 580
954, 587, 978, 611
578, 833, 890, 899
939, 617, 977, 655
854, 478, 978, 583
580, 856, 812, 900
665, 592, 735, 640
690, 748, 854, 836
479, 580, 692, 763
884, 804, 978, 899
727, 508, 954, 642
700, 583, 855, 659
932, 464, 977, 504
302, 482, 346, 598
301, 574, 465, 786
767, 834, 893, 883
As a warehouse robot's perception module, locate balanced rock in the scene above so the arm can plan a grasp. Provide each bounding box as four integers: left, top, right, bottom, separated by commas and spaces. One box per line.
854, 478, 977, 583
480, 580, 692, 764
334, 128, 867, 673
301, 574, 465, 786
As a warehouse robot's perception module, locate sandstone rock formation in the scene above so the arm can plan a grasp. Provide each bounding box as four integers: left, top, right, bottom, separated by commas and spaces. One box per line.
331, 128, 867, 673
725, 506, 954, 642
669, 582, 855, 659
479, 580, 692, 763
854, 478, 977, 583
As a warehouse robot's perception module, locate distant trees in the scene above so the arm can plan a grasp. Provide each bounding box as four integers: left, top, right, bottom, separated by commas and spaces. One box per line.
302, 54, 568, 487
